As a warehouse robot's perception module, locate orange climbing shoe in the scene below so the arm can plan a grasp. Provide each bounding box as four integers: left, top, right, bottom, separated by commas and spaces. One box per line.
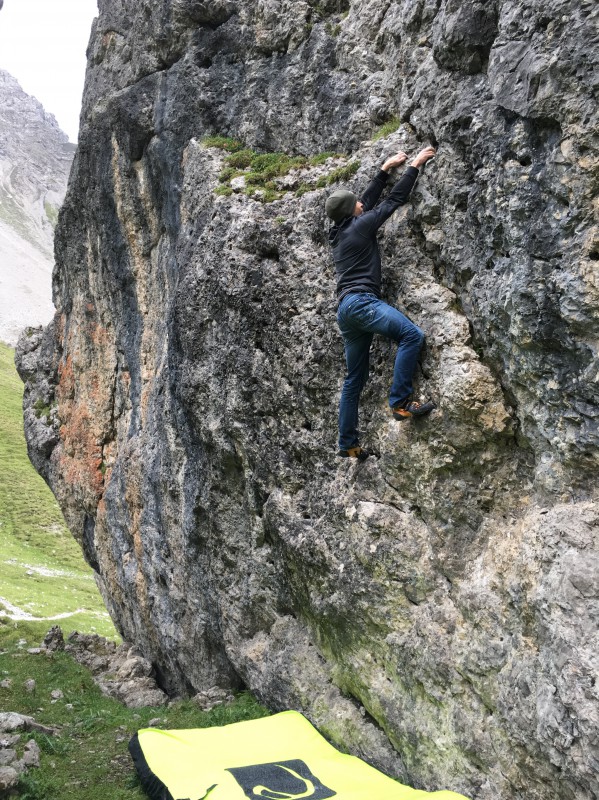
392, 398, 437, 421
337, 446, 371, 461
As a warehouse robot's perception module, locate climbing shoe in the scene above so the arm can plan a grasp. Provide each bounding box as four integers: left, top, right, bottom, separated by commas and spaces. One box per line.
337, 446, 371, 461
392, 398, 437, 422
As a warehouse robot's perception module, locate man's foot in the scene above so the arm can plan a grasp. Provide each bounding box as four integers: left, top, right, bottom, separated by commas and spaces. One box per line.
392, 398, 437, 421
337, 446, 370, 461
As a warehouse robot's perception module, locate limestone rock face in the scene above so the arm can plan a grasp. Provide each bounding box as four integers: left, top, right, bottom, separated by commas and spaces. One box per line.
17, 1, 599, 799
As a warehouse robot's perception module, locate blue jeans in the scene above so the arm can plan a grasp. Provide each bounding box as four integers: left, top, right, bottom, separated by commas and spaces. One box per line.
336, 293, 425, 449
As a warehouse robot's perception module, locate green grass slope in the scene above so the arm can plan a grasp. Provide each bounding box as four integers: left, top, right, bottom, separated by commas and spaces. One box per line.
0, 342, 116, 638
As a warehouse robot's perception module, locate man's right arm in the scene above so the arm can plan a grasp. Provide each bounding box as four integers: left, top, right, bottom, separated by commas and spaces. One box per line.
358, 167, 420, 232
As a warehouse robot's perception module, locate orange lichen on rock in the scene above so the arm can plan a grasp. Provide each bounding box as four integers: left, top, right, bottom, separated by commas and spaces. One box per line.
55, 313, 66, 342
58, 402, 104, 498
55, 303, 118, 507
57, 353, 75, 400
89, 320, 112, 349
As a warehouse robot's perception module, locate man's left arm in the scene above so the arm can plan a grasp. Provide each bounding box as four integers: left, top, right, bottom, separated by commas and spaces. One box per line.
360, 171, 389, 211
360, 151, 409, 211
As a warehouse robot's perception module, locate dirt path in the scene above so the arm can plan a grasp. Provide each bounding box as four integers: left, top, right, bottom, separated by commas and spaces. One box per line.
0, 595, 102, 622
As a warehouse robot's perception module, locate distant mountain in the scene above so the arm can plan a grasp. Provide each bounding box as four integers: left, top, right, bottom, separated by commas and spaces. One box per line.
0, 69, 74, 345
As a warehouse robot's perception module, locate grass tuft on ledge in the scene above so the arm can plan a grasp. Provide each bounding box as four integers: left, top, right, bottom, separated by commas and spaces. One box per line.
314, 160, 360, 188
373, 116, 401, 140
205, 137, 360, 204
201, 136, 245, 152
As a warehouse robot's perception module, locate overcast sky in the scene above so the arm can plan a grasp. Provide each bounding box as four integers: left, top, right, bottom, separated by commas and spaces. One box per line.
0, 0, 98, 142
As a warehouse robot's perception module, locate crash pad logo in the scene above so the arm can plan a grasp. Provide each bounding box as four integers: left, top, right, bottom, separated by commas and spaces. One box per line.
227, 759, 336, 799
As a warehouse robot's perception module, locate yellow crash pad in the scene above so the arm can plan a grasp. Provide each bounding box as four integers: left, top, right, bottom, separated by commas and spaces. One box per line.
129, 710, 470, 800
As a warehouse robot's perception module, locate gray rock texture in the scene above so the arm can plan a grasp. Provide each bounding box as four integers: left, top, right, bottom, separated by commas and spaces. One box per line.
16, 1, 599, 799
0, 713, 55, 736
0, 767, 18, 795
0, 718, 44, 797
63, 630, 168, 708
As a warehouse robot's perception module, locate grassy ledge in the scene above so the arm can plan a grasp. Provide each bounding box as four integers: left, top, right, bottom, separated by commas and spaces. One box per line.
373, 116, 401, 141
202, 136, 360, 203
201, 136, 246, 152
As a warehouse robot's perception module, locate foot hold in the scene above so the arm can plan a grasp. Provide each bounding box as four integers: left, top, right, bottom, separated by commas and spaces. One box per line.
392, 398, 437, 422
337, 446, 370, 461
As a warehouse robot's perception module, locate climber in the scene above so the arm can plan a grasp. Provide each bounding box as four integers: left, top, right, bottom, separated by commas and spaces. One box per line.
326, 145, 437, 461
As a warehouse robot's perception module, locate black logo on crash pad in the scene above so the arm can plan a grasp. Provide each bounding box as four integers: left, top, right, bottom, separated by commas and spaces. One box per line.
227, 759, 336, 799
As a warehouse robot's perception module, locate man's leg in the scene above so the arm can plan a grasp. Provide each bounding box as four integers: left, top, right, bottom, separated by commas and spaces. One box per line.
338, 330, 373, 450
366, 299, 425, 407
336, 295, 377, 450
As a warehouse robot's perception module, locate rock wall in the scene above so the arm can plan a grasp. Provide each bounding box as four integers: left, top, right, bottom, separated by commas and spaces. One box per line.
16, 1, 599, 798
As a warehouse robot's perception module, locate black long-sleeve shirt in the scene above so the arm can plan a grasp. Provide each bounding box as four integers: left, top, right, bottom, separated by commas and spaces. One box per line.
329, 166, 419, 304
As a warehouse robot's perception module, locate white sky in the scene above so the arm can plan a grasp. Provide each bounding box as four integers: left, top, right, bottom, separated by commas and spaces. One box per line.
0, 0, 98, 142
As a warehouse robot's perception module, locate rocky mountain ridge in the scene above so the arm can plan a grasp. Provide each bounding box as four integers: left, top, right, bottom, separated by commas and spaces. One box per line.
0, 69, 74, 344
16, 1, 599, 799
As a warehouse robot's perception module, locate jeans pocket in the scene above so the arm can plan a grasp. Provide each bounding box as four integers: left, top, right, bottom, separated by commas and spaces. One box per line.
338, 296, 359, 324
352, 299, 376, 327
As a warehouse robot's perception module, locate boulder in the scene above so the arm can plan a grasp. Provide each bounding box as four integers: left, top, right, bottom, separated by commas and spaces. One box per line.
16, 1, 599, 798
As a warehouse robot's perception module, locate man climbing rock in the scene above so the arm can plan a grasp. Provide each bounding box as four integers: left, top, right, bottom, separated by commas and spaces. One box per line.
326, 145, 437, 461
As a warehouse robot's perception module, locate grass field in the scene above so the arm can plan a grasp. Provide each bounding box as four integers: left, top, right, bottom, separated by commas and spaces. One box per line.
0, 341, 116, 638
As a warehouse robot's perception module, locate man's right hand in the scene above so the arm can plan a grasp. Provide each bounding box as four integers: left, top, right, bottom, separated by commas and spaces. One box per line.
410, 146, 436, 168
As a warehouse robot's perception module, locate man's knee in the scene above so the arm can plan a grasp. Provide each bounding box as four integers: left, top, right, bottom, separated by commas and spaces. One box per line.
410, 325, 425, 347
342, 375, 364, 397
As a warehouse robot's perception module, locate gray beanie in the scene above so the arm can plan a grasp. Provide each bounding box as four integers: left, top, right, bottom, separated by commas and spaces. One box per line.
325, 189, 357, 222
